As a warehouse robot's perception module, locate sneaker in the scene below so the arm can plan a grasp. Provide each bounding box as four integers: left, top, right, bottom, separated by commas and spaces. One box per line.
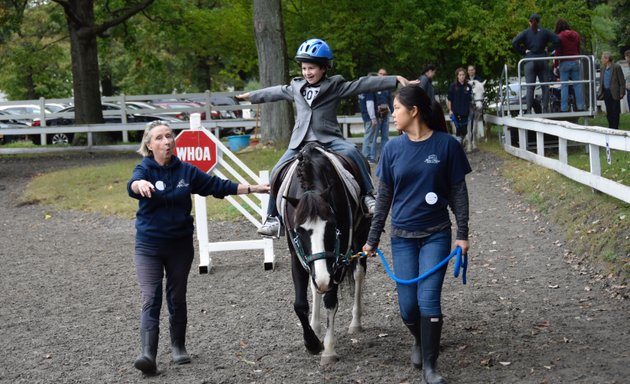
257, 216, 281, 238
362, 195, 376, 217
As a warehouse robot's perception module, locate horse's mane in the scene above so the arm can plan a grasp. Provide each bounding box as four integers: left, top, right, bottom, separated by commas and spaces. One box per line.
294, 144, 338, 224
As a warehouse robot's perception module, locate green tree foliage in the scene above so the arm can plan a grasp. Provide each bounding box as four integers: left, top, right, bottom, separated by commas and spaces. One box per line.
0, 2, 72, 99
0, 0, 623, 105
99, 0, 257, 95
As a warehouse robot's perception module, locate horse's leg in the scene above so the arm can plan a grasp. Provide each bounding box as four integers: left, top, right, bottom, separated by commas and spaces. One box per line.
309, 280, 322, 335
348, 259, 366, 334
291, 249, 323, 355
320, 288, 340, 365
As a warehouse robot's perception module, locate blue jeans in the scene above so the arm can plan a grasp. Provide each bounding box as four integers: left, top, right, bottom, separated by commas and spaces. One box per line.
362, 120, 377, 162
135, 237, 194, 331
266, 139, 374, 216
371, 116, 390, 161
559, 60, 584, 111
391, 229, 451, 321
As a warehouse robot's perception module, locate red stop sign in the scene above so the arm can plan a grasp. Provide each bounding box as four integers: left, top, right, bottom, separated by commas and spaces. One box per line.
175, 129, 219, 173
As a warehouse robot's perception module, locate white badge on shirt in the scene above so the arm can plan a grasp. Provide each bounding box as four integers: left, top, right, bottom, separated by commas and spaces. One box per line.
425, 192, 438, 205
155, 180, 165, 191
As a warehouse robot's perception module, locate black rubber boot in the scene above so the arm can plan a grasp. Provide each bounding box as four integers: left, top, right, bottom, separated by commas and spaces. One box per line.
404, 321, 422, 369
170, 324, 191, 365
421, 316, 446, 384
134, 329, 159, 374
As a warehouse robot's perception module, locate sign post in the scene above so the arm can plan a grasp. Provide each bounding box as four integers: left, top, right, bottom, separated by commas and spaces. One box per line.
175, 114, 274, 273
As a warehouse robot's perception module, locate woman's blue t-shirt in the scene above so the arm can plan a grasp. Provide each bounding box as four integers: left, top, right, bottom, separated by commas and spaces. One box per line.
376, 131, 472, 232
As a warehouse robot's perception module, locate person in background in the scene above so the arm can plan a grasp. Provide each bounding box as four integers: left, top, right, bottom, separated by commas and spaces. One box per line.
363, 85, 471, 384
512, 13, 560, 113
127, 121, 270, 375
554, 19, 585, 112
372, 68, 395, 162
625, 49, 630, 111
236, 38, 416, 237
466, 65, 483, 82
358, 73, 378, 163
418, 64, 437, 102
447, 67, 472, 144
597, 51, 626, 129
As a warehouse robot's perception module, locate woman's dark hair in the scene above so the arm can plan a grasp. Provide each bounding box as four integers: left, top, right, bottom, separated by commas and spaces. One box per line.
555, 19, 570, 34
396, 85, 447, 133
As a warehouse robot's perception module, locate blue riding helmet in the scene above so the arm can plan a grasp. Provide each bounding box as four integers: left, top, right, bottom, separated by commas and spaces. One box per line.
295, 38, 333, 68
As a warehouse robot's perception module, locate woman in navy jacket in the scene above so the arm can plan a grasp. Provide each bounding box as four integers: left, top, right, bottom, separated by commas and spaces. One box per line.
127, 120, 269, 374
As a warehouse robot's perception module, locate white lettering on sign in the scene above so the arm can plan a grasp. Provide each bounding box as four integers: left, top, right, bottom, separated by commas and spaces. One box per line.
176, 147, 212, 162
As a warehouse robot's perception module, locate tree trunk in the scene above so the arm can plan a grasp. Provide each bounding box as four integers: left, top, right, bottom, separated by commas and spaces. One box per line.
252, 0, 293, 148
54, 0, 154, 127
68, 17, 104, 124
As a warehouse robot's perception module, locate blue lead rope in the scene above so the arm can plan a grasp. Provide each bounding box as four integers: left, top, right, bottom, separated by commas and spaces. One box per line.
375, 247, 467, 285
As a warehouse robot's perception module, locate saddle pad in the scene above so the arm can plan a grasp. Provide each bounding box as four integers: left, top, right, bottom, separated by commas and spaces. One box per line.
314, 147, 360, 205
276, 159, 299, 219
276, 148, 362, 218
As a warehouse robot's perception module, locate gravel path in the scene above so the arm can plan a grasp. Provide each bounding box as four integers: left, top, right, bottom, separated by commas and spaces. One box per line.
0, 150, 628, 384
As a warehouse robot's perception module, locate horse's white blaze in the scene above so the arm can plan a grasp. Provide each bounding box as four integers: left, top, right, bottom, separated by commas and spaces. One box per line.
300, 218, 331, 292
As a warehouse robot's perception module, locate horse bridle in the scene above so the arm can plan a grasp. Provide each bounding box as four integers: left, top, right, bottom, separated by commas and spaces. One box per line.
288, 197, 354, 283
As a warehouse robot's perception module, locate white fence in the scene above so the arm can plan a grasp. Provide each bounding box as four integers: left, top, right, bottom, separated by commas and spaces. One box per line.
486, 114, 630, 204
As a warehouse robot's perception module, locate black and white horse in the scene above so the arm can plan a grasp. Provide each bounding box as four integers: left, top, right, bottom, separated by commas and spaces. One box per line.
273, 142, 370, 365
464, 79, 486, 152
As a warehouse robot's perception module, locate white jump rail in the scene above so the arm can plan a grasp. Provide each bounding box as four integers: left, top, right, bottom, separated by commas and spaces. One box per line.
185, 114, 274, 273
486, 114, 630, 204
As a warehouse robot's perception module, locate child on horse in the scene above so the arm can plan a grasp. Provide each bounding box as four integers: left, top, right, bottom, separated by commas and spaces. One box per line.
237, 38, 416, 237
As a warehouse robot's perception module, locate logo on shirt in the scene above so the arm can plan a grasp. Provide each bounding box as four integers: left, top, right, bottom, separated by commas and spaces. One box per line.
176, 179, 189, 188
424, 154, 440, 164
155, 180, 165, 191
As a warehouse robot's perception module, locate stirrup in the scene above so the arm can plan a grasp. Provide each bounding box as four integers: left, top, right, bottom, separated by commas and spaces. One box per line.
257, 216, 283, 239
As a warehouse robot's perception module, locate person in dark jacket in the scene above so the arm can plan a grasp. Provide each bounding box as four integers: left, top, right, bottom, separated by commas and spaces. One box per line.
554, 19, 584, 112
447, 67, 472, 143
127, 120, 269, 374
372, 68, 395, 162
512, 13, 560, 113
417, 64, 437, 102
597, 52, 626, 129
363, 85, 471, 384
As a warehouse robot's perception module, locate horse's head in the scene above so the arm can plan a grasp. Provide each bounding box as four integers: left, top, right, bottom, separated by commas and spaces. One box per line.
469, 79, 486, 110
284, 144, 349, 293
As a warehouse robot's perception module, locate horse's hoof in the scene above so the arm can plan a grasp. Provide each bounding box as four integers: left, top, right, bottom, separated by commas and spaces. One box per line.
320, 354, 339, 366
305, 340, 324, 355
348, 325, 363, 334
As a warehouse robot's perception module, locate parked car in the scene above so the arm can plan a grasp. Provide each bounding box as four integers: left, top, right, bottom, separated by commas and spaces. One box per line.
31, 102, 184, 144
0, 110, 29, 144
0, 104, 52, 125
152, 100, 207, 120
124, 101, 189, 121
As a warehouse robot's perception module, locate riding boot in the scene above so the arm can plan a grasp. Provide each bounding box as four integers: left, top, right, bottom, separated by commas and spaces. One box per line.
421, 316, 446, 384
134, 328, 159, 374
170, 324, 191, 365
404, 321, 422, 369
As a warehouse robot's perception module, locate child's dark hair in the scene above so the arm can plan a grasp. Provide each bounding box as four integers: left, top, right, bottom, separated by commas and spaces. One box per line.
396, 85, 447, 132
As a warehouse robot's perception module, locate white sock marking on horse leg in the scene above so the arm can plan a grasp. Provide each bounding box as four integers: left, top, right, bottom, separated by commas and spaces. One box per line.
310, 281, 322, 335
321, 304, 338, 362
348, 263, 365, 334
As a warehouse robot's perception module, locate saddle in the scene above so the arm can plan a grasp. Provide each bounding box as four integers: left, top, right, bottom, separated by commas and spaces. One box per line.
272, 145, 363, 219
